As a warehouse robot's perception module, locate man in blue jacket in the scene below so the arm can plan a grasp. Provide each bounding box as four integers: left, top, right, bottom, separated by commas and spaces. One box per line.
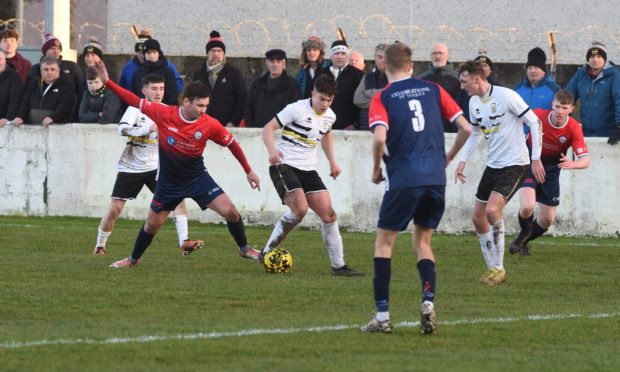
566, 42, 620, 144
514, 47, 560, 110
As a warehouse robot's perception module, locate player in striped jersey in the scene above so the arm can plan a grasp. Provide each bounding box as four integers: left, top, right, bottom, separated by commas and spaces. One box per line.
361, 42, 471, 335
456, 60, 545, 285
510, 90, 590, 255
261, 74, 364, 276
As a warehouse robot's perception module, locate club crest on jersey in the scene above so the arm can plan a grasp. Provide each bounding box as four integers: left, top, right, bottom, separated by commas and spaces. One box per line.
194, 131, 203, 140
167, 136, 176, 145
559, 135, 567, 143
491, 103, 497, 113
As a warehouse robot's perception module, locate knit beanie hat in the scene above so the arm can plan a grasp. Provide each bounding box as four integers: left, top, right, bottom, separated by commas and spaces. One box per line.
206, 30, 226, 54
586, 41, 607, 62
526, 47, 546, 71
474, 52, 494, 71
42, 33, 62, 55
142, 38, 162, 54
83, 40, 103, 59
330, 40, 349, 56
134, 30, 151, 52
303, 36, 324, 51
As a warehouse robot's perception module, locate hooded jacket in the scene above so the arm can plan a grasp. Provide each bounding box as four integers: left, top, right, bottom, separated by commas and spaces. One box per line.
514, 73, 560, 110
0, 64, 24, 120
17, 74, 76, 124
130, 55, 179, 106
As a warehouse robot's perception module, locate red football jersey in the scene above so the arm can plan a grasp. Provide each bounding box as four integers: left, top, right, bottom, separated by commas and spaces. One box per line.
530, 109, 589, 161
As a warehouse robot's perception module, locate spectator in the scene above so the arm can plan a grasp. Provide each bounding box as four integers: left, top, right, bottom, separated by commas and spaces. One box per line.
418, 42, 461, 132
118, 30, 183, 94
317, 40, 364, 130
192, 30, 246, 127
514, 47, 560, 110
14, 57, 75, 126
295, 36, 326, 99
0, 29, 31, 84
349, 50, 365, 71
353, 43, 388, 130
0, 50, 24, 128
566, 41, 620, 142
79, 66, 121, 123
130, 39, 179, 105
245, 49, 300, 128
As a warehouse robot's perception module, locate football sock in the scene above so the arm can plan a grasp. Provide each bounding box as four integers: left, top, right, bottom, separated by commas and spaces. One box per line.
96, 226, 111, 247
373, 257, 391, 313
518, 213, 534, 232
490, 219, 505, 270
226, 218, 248, 250
417, 259, 436, 303
477, 232, 495, 270
263, 211, 301, 253
321, 221, 346, 268
130, 225, 155, 260
376, 311, 390, 322
173, 214, 189, 247
527, 220, 548, 243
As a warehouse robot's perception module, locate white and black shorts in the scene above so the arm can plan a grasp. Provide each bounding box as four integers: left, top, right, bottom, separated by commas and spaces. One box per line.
475, 165, 528, 202
269, 164, 327, 203
111, 170, 157, 200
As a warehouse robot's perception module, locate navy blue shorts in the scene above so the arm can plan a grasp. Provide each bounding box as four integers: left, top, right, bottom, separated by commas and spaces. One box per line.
378, 185, 445, 231
521, 164, 561, 206
150, 172, 224, 212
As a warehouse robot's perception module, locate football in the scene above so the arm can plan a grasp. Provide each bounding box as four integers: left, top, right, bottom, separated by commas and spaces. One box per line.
263, 248, 293, 273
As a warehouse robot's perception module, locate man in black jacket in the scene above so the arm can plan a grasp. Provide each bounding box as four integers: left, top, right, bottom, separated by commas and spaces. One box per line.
0, 50, 24, 127
14, 57, 75, 126
130, 39, 179, 106
193, 30, 246, 127
245, 49, 300, 128
317, 40, 364, 130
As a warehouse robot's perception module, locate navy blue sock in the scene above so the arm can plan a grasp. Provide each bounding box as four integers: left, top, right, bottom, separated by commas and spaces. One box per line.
373, 257, 391, 312
526, 220, 548, 243
417, 259, 436, 303
130, 225, 155, 260
518, 213, 534, 231
227, 218, 248, 249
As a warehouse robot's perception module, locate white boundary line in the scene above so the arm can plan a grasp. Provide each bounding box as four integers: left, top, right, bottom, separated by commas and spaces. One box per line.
2, 312, 618, 350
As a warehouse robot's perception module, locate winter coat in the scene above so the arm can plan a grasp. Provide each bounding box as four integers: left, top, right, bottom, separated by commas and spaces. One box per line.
316, 64, 364, 129
514, 74, 560, 110
17, 75, 76, 124
245, 71, 300, 128
78, 88, 122, 123
131, 56, 179, 106
193, 62, 247, 126
0, 65, 24, 120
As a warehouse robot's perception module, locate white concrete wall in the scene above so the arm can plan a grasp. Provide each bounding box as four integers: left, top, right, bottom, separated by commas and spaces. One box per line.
106, 0, 620, 64
0, 125, 617, 236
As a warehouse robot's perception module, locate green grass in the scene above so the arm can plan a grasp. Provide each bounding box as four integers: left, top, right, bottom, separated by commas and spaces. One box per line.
1, 216, 619, 371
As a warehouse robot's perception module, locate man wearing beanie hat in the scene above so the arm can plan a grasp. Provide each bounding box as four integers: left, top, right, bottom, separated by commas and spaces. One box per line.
514, 47, 560, 111
567, 41, 620, 142
245, 48, 299, 128
130, 38, 179, 105
119, 30, 183, 94
315, 39, 363, 129
192, 30, 246, 127
27, 32, 83, 121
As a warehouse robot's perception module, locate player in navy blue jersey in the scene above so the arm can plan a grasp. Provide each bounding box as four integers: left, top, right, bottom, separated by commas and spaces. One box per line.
92, 61, 262, 268
361, 42, 471, 335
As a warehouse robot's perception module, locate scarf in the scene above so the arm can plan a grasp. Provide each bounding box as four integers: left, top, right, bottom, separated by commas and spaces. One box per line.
206, 61, 225, 88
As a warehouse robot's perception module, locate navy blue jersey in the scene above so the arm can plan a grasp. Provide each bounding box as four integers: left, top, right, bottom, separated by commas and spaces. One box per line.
369, 77, 463, 190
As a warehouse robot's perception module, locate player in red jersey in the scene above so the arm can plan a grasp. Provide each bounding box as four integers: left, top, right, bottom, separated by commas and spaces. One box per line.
92, 61, 262, 268
510, 90, 590, 255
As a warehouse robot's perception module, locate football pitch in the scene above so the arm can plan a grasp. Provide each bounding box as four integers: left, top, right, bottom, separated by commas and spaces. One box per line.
1, 215, 619, 371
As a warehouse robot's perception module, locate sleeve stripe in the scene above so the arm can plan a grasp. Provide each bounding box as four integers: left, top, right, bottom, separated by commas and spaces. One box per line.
449, 111, 463, 123
275, 115, 284, 128
369, 121, 388, 130
517, 107, 531, 118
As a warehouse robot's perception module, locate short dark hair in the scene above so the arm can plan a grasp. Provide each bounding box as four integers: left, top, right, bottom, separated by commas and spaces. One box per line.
85, 66, 100, 81
314, 74, 338, 96
183, 81, 211, 101
553, 89, 575, 105
141, 73, 164, 87
0, 29, 19, 41
40, 56, 60, 68
458, 60, 486, 79
384, 42, 412, 73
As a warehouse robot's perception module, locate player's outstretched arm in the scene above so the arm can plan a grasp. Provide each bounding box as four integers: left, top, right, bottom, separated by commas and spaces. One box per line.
321, 131, 341, 179
446, 115, 472, 166
228, 140, 260, 191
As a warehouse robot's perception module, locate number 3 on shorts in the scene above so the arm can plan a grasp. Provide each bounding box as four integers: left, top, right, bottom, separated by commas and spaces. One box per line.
408, 99, 425, 132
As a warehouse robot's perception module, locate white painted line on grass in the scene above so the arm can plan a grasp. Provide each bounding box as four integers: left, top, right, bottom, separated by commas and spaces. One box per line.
2, 312, 618, 349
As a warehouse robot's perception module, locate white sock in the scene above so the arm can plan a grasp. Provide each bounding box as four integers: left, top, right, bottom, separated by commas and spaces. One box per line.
376, 311, 390, 322
491, 219, 505, 271
477, 232, 495, 270
321, 221, 345, 269
96, 226, 111, 247
264, 211, 300, 253
173, 214, 189, 247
